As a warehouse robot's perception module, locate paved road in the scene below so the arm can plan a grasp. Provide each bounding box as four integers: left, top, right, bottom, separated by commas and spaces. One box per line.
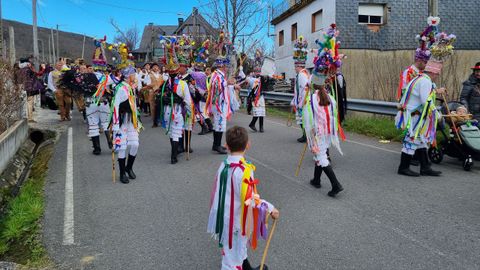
41, 108, 480, 270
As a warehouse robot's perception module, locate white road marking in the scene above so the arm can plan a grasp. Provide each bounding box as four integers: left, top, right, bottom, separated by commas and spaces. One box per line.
63, 127, 74, 245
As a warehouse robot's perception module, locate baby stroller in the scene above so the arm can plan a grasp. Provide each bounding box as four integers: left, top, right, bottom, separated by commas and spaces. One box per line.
428, 101, 480, 171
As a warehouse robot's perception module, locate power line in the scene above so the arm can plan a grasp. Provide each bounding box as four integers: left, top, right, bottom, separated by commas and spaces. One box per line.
82, 0, 184, 14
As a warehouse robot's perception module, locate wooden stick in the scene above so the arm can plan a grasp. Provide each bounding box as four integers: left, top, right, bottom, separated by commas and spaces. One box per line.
295, 143, 308, 177
260, 219, 278, 270
286, 107, 294, 127
186, 130, 190, 161
111, 128, 115, 183
441, 92, 462, 144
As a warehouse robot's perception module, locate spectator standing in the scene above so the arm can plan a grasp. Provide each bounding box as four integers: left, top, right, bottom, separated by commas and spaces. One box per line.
460, 62, 480, 120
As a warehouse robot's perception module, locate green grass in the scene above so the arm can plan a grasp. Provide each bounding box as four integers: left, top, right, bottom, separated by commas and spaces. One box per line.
0, 145, 54, 267
343, 116, 404, 142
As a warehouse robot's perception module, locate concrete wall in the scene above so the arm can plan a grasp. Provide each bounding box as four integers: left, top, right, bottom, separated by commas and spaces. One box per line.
273, 0, 336, 80
0, 120, 28, 175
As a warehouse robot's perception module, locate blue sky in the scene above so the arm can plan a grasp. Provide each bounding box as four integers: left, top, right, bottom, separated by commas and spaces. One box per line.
5, 0, 280, 48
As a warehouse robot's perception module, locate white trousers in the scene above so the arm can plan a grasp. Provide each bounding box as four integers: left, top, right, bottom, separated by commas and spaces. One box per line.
212, 103, 227, 132
221, 231, 248, 270
113, 120, 139, 152
163, 105, 184, 141
86, 102, 110, 137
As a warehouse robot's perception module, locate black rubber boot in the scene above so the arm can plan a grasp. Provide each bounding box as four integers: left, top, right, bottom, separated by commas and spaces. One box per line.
397, 152, 420, 177
82, 110, 87, 121
418, 148, 442, 176
104, 131, 113, 149
259, 117, 264, 133
297, 124, 306, 143
198, 122, 209, 135
249, 117, 258, 132
242, 259, 268, 270
411, 151, 420, 166
212, 132, 227, 154
171, 139, 178, 164
185, 131, 193, 153
323, 165, 343, 197
205, 118, 214, 133
310, 165, 322, 188
118, 158, 129, 184
125, 155, 136, 179
92, 136, 101, 155
178, 136, 185, 154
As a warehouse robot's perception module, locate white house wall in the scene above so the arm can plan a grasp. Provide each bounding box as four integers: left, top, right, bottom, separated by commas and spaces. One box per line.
274, 0, 336, 80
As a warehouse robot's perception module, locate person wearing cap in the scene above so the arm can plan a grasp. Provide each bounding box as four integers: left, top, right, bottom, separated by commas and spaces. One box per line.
50, 60, 73, 121
246, 49, 267, 133
140, 63, 163, 127
460, 62, 480, 121
290, 36, 310, 143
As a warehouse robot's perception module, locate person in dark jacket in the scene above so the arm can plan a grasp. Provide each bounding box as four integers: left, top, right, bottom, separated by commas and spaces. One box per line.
460, 62, 480, 120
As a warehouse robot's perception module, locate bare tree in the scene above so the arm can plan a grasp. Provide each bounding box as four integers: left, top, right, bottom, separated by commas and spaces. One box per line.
200, 0, 268, 46
110, 19, 140, 50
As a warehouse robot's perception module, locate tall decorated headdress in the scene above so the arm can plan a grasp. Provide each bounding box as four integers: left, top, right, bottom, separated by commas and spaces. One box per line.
253, 48, 264, 75
312, 23, 345, 86
293, 35, 308, 67
424, 17, 456, 74
160, 36, 179, 73
194, 39, 210, 70
108, 42, 135, 77
414, 16, 439, 62
92, 36, 107, 71
213, 29, 233, 67
177, 34, 194, 68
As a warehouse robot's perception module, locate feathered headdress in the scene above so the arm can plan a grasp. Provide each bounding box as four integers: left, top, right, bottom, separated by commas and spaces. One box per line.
312, 24, 345, 85
253, 49, 264, 75
414, 16, 440, 61
92, 36, 107, 71
214, 30, 233, 66
177, 34, 194, 67
194, 39, 210, 70
107, 42, 135, 76
293, 36, 308, 67
160, 36, 179, 73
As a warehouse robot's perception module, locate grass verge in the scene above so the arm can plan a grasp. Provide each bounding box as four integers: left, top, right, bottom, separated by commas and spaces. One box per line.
0, 144, 54, 267
342, 116, 404, 142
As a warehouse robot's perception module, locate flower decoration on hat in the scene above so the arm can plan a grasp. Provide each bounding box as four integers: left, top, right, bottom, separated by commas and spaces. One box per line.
92, 35, 107, 71
253, 48, 264, 75
214, 29, 233, 67
194, 39, 210, 70
312, 23, 345, 84
293, 35, 308, 67
414, 17, 440, 62
160, 36, 179, 73
108, 42, 135, 76
177, 34, 194, 68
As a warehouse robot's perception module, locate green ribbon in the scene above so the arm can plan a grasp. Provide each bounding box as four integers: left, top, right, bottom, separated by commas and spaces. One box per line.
215, 160, 229, 248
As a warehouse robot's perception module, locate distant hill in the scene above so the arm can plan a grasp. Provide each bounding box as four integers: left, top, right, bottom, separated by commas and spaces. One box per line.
2, 19, 102, 65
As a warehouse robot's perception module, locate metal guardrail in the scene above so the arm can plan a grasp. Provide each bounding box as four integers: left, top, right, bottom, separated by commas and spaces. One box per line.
239, 90, 398, 116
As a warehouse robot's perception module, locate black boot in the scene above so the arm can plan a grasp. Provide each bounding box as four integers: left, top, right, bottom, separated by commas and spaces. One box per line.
418, 148, 441, 176
92, 136, 101, 155
125, 155, 136, 179
171, 139, 178, 164
205, 118, 214, 133
104, 131, 113, 149
118, 158, 129, 184
178, 136, 185, 154
82, 110, 87, 121
242, 259, 267, 270
249, 117, 258, 132
212, 132, 227, 154
323, 165, 343, 197
411, 151, 420, 166
297, 125, 306, 143
397, 152, 420, 177
198, 122, 209, 135
310, 165, 322, 188
259, 117, 264, 133
185, 131, 193, 153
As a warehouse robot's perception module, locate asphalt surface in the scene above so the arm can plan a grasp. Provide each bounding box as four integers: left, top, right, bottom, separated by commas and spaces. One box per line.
41, 108, 480, 270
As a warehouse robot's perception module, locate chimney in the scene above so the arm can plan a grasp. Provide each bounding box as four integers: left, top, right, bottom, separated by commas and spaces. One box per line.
178, 18, 184, 27
193, 7, 198, 15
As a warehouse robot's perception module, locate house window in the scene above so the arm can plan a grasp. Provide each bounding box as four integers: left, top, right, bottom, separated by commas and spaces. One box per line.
311, 10, 323, 32
291, 23, 297, 41
279, 30, 284, 46
358, 4, 385, 25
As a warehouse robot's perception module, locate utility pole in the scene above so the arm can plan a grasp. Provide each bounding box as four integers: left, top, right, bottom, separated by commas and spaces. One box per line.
56, 24, 59, 61
81, 34, 85, 59
8, 26, 14, 66
32, 0, 39, 70
429, 0, 439, 16
50, 28, 56, 62
47, 36, 51, 64
0, 0, 3, 60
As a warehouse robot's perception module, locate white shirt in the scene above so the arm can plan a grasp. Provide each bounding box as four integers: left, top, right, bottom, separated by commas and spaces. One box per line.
47, 71, 56, 92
